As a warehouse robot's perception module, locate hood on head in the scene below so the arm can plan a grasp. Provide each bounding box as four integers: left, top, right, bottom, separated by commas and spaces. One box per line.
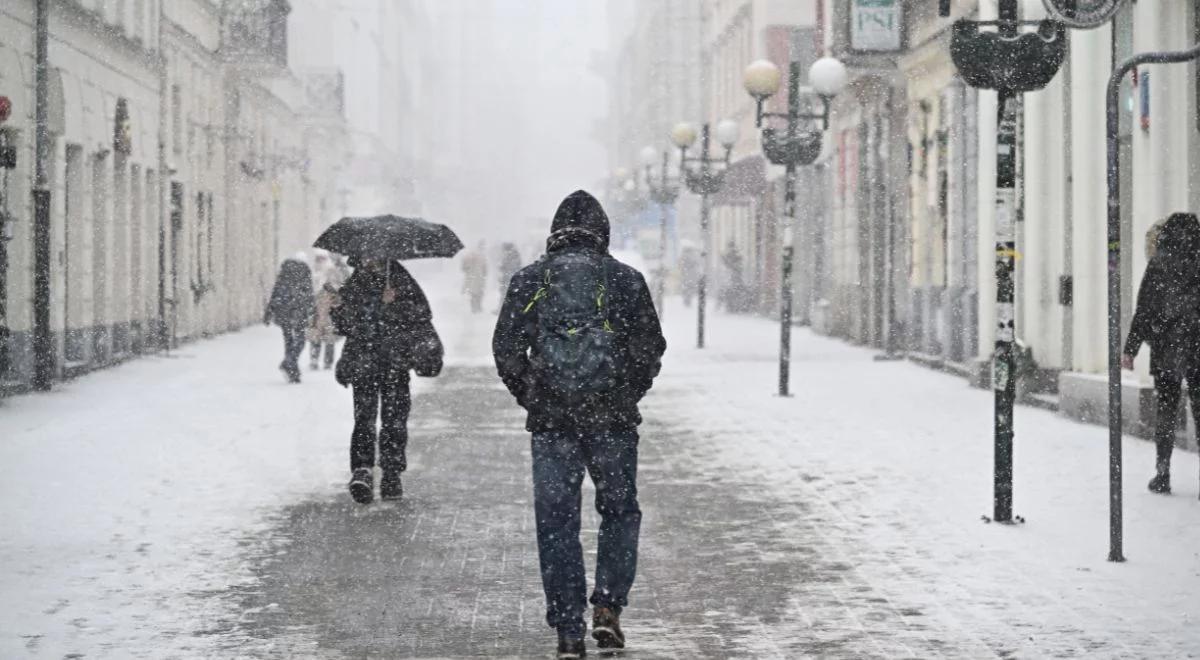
548, 190, 610, 251
1155, 212, 1200, 270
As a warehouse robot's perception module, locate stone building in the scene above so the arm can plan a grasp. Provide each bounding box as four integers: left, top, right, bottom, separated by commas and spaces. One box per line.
0, 0, 349, 392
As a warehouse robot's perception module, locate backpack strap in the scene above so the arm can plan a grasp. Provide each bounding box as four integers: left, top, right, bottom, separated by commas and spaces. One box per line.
598, 257, 613, 333
522, 268, 552, 313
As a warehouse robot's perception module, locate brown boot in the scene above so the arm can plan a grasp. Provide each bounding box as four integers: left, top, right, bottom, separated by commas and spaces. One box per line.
591, 607, 624, 650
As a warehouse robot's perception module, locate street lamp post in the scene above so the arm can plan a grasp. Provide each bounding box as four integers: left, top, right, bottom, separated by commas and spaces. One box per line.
940, 0, 1066, 526
32, 0, 52, 390
672, 121, 737, 349
743, 56, 847, 397
639, 146, 680, 317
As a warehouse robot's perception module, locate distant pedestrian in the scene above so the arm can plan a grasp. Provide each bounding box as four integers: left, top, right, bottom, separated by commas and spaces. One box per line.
679, 244, 700, 308
720, 240, 750, 313
498, 242, 522, 303
264, 254, 315, 383
308, 250, 345, 370
461, 241, 489, 313
1123, 212, 1200, 495
493, 190, 666, 659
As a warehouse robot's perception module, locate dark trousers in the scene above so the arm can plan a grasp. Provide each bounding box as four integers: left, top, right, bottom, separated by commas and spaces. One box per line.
310, 340, 336, 368
531, 428, 641, 638
280, 325, 305, 376
351, 370, 411, 473
1153, 367, 1200, 470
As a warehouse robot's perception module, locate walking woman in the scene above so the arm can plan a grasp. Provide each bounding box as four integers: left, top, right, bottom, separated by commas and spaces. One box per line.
1123, 212, 1200, 494
265, 254, 316, 383
333, 258, 442, 503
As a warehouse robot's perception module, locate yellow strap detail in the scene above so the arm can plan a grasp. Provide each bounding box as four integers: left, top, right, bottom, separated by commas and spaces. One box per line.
523, 287, 547, 313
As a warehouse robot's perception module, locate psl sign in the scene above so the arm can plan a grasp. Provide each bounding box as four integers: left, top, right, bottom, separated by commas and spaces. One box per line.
851, 0, 903, 52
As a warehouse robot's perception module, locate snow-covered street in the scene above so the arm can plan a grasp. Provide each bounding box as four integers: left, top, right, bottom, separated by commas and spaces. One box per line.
2, 266, 1198, 658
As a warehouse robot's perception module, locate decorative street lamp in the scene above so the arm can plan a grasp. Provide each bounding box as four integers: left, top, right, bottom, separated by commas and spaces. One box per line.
940, 0, 1066, 530
672, 119, 738, 349
639, 145, 680, 316
743, 55, 847, 397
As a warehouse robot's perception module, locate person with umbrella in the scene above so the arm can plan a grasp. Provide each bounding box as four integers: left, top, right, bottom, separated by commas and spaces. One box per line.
264, 253, 316, 383
316, 215, 460, 503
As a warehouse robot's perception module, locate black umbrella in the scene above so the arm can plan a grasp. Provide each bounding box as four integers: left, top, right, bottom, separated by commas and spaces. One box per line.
313, 215, 464, 262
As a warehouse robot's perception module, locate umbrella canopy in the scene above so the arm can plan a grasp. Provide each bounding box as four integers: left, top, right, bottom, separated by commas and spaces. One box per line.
313, 215, 464, 262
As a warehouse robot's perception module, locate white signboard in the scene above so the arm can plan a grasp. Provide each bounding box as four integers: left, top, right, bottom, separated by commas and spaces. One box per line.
851, 0, 902, 52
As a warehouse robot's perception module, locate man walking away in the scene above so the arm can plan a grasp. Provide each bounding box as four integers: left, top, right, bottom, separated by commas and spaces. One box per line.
265, 254, 315, 383
493, 190, 666, 659
1122, 212, 1200, 495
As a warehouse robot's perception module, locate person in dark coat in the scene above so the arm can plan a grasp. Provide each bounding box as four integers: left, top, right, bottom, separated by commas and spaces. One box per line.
264, 255, 315, 383
332, 258, 443, 504
498, 242, 522, 304
492, 190, 666, 659
1123, 212, 1200, 494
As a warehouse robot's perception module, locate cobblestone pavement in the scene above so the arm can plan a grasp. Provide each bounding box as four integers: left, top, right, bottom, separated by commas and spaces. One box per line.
208, 365, 994, 659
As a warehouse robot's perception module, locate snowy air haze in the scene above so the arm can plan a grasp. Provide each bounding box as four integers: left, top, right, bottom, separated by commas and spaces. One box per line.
287, 0, 611, 246
2, 0, 1200, 658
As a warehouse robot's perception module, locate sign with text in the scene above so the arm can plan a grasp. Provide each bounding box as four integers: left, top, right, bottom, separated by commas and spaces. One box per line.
851, 0, 903, 52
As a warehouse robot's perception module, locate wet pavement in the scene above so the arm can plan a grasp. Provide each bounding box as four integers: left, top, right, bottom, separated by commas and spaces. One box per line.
6, 299, 1198, 658
207, 366, 966, 659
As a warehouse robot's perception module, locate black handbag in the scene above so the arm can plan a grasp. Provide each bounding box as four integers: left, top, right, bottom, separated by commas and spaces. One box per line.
412, 322, 444, 378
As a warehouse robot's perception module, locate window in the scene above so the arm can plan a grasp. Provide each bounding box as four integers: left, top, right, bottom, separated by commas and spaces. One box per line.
171, 84, 182, 156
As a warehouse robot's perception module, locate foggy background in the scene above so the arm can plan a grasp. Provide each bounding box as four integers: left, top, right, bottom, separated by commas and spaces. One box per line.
290, 0, 623, 248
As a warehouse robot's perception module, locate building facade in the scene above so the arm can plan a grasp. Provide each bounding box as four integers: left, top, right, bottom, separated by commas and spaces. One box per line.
0, 0, 349, 392
818, 0, 1200, 443
702, 0, 819, 317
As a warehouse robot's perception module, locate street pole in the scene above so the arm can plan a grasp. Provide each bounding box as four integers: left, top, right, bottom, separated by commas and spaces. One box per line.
695, 126, 713, 350
697, 191, 709, 349
1104, 41, 1200, 562
993, 89, 1017, 523
778, 61, 801, 398
32, 0, 52, 391
942, 0, 1065, 527
656, 151, 670, 318
988, 1, 1020, 525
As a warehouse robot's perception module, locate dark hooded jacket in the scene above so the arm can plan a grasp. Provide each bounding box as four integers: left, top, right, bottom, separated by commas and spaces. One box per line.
265, 259, 315, 328
1124, 212, 1200, 379
492, 190, 667, 432
332, 260, 443, 385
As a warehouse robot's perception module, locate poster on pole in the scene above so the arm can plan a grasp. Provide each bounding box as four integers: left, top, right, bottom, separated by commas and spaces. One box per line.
850, 0, 903, 53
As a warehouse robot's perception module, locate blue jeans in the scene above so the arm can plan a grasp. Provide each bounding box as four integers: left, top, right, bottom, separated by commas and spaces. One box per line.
531, 428, 641, 638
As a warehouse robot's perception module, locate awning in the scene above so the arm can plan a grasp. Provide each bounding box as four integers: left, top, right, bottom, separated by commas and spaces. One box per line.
711, 154, 767, 206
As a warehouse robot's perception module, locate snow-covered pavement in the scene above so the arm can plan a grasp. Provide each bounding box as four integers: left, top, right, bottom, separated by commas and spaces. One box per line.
1, 262, 1198, 658
649, 304, 1200, 658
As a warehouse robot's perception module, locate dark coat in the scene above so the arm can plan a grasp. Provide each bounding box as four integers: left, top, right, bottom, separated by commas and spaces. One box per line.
332, 261, 443, 385
265, 259, 315, 328
492, 190, 667, 432
1124, 213, 1200, 380
498, 243, 522, 289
